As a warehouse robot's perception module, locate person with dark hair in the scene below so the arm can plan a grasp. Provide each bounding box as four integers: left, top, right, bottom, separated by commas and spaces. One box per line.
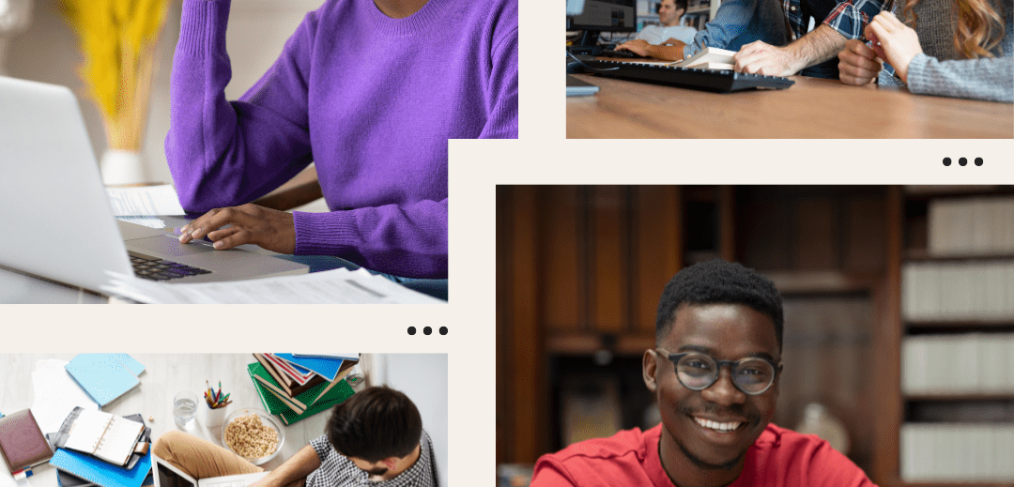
615, 0, 789, 62
531, 260, 877, 487
616, 0, 698, 53
153, 386, 437, 487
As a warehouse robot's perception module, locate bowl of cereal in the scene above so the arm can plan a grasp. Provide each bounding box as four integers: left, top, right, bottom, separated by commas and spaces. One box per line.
222, 408, 284, 465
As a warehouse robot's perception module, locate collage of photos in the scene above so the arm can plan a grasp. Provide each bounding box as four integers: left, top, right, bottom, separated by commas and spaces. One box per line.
0, 0, 1012, 486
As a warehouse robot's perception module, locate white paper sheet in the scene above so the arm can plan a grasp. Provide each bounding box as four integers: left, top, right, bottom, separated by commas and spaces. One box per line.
106, 184, 186, 216
100, 268, 444, 304
30, 359, 99, 435
115, 216, 167, 229
0, 470, 16, 487
0, 472, 30, 487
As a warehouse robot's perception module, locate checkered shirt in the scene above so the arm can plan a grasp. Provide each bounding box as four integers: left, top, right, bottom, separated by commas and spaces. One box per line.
306, 430, 437, 487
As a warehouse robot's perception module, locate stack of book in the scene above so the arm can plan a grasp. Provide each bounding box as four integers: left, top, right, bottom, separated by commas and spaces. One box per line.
901, 423, 1014, 481
49, 408, 154, 487
902, 333, 1014, 394
901, 261, 1014, 321
248, 354, 359, 425
927, 196, 1014, 256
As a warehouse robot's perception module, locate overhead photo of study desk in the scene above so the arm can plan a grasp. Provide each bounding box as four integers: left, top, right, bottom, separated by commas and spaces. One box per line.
0, 354, 448, 487
567, 65, 1014, 138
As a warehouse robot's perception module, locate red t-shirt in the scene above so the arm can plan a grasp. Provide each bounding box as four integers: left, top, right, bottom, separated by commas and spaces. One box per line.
531, 424, 877, 487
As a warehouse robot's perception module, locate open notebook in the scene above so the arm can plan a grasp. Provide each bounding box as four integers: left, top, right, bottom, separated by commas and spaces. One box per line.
674, 47, 737, 70
63, 410, 146, 467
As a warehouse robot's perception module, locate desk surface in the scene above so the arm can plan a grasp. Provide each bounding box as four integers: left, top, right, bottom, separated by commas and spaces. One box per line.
567, 72, 1014, 138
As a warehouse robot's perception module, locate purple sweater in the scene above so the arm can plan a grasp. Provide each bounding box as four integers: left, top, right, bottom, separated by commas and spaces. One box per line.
166, 0, 518, 279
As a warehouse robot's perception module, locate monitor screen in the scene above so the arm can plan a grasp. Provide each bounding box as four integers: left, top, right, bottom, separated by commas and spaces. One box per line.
567, 0, 637, 33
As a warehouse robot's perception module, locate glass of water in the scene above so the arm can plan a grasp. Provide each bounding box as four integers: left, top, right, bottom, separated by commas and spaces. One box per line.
174, 391, 197, 428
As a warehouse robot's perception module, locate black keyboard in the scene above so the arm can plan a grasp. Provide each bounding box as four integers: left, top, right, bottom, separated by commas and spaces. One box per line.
582, 59, 794, 93
129, 251, 211, 281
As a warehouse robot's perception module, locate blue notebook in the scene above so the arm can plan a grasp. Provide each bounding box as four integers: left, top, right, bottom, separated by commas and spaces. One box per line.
274, 354, 343, 381
50, 448, 151, 487
64, 354, 145, 407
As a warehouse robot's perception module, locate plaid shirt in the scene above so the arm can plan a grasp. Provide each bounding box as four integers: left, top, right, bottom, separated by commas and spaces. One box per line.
307, 431, 438, 487
782, 0, 887, 41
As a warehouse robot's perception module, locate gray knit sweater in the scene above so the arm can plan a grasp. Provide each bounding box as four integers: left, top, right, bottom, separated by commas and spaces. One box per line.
878, 0, 1013, 102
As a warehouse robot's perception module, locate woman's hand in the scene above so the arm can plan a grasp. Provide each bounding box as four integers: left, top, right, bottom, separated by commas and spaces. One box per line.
838, 38, 882, 85
179, 204, 296, 254
864, 11, 923, 83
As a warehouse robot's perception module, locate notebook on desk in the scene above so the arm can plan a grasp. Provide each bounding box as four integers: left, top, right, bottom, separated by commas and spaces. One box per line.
64, 354, 145, 408
0, 76, 308, 297
674, 47, 737, 70
0, 409, 52, 475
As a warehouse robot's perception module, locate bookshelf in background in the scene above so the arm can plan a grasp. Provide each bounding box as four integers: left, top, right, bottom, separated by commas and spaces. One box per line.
880, 186, 1014, 487
683, 0, 720, 30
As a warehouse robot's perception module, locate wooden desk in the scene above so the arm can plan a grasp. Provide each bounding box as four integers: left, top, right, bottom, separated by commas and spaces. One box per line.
567, 73, 1014, 138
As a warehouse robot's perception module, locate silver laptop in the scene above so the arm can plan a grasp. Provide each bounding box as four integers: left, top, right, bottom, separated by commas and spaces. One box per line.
153, 454, 269, 487
0, 76, 308, 295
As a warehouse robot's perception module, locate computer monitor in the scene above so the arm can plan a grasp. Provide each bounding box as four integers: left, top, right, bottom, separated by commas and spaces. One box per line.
567, 0, 637, 52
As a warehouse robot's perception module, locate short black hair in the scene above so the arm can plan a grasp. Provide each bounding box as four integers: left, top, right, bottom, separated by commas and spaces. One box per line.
672, 0, 688, 13
326, 386, 422, 462
655, 260, 783, 350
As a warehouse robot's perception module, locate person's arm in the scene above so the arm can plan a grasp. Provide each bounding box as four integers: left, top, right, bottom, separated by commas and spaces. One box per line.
905, 54, 1014, 102
866, 11, 1014, 102
615, 39, 685, 61
683, 0, 759, 60
249, 445, 321, 487
166, 0, 316, 213
734, 25, 846, 75
292, 198, 448, 278
736, 0, 885, 75
478, 1, 518, 139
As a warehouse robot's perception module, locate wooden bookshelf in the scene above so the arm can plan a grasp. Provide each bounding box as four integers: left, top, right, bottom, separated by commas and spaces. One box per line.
882, 186, 1014, 486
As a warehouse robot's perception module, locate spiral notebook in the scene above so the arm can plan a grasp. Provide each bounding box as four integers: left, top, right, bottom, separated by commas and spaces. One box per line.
62, 410, 145, 467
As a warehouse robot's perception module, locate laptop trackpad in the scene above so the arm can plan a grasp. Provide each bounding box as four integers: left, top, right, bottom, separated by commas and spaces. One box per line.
129, 235, 216, 258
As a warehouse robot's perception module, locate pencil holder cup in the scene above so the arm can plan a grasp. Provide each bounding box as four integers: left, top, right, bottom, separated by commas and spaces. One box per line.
199, 402, 228, 428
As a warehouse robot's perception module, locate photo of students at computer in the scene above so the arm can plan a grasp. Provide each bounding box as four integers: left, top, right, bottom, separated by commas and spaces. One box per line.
566, 0, 1013, 137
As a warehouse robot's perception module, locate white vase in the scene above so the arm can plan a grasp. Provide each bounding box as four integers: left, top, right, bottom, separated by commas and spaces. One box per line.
100, 149, 146, 185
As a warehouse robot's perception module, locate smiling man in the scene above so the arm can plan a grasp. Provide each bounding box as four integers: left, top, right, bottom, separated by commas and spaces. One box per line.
531, 260, 876, 487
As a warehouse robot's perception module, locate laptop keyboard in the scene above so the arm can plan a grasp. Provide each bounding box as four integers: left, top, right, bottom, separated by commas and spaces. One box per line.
129, 251, 211, 281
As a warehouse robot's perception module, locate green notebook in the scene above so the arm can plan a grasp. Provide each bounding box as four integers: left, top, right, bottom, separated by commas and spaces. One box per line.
246, 363, 354, 424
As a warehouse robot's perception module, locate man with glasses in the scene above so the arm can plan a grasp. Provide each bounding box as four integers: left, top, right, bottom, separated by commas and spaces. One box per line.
531, 259, 876, 487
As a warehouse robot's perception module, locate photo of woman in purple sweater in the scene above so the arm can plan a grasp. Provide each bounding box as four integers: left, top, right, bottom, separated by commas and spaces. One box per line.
169, 0, 518, 283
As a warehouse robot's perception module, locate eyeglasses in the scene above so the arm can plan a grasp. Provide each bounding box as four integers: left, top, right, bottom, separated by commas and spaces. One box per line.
656, 348, 783, 395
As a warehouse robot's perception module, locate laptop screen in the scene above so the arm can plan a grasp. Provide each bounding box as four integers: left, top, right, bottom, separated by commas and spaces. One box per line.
153, 456, 197, 487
